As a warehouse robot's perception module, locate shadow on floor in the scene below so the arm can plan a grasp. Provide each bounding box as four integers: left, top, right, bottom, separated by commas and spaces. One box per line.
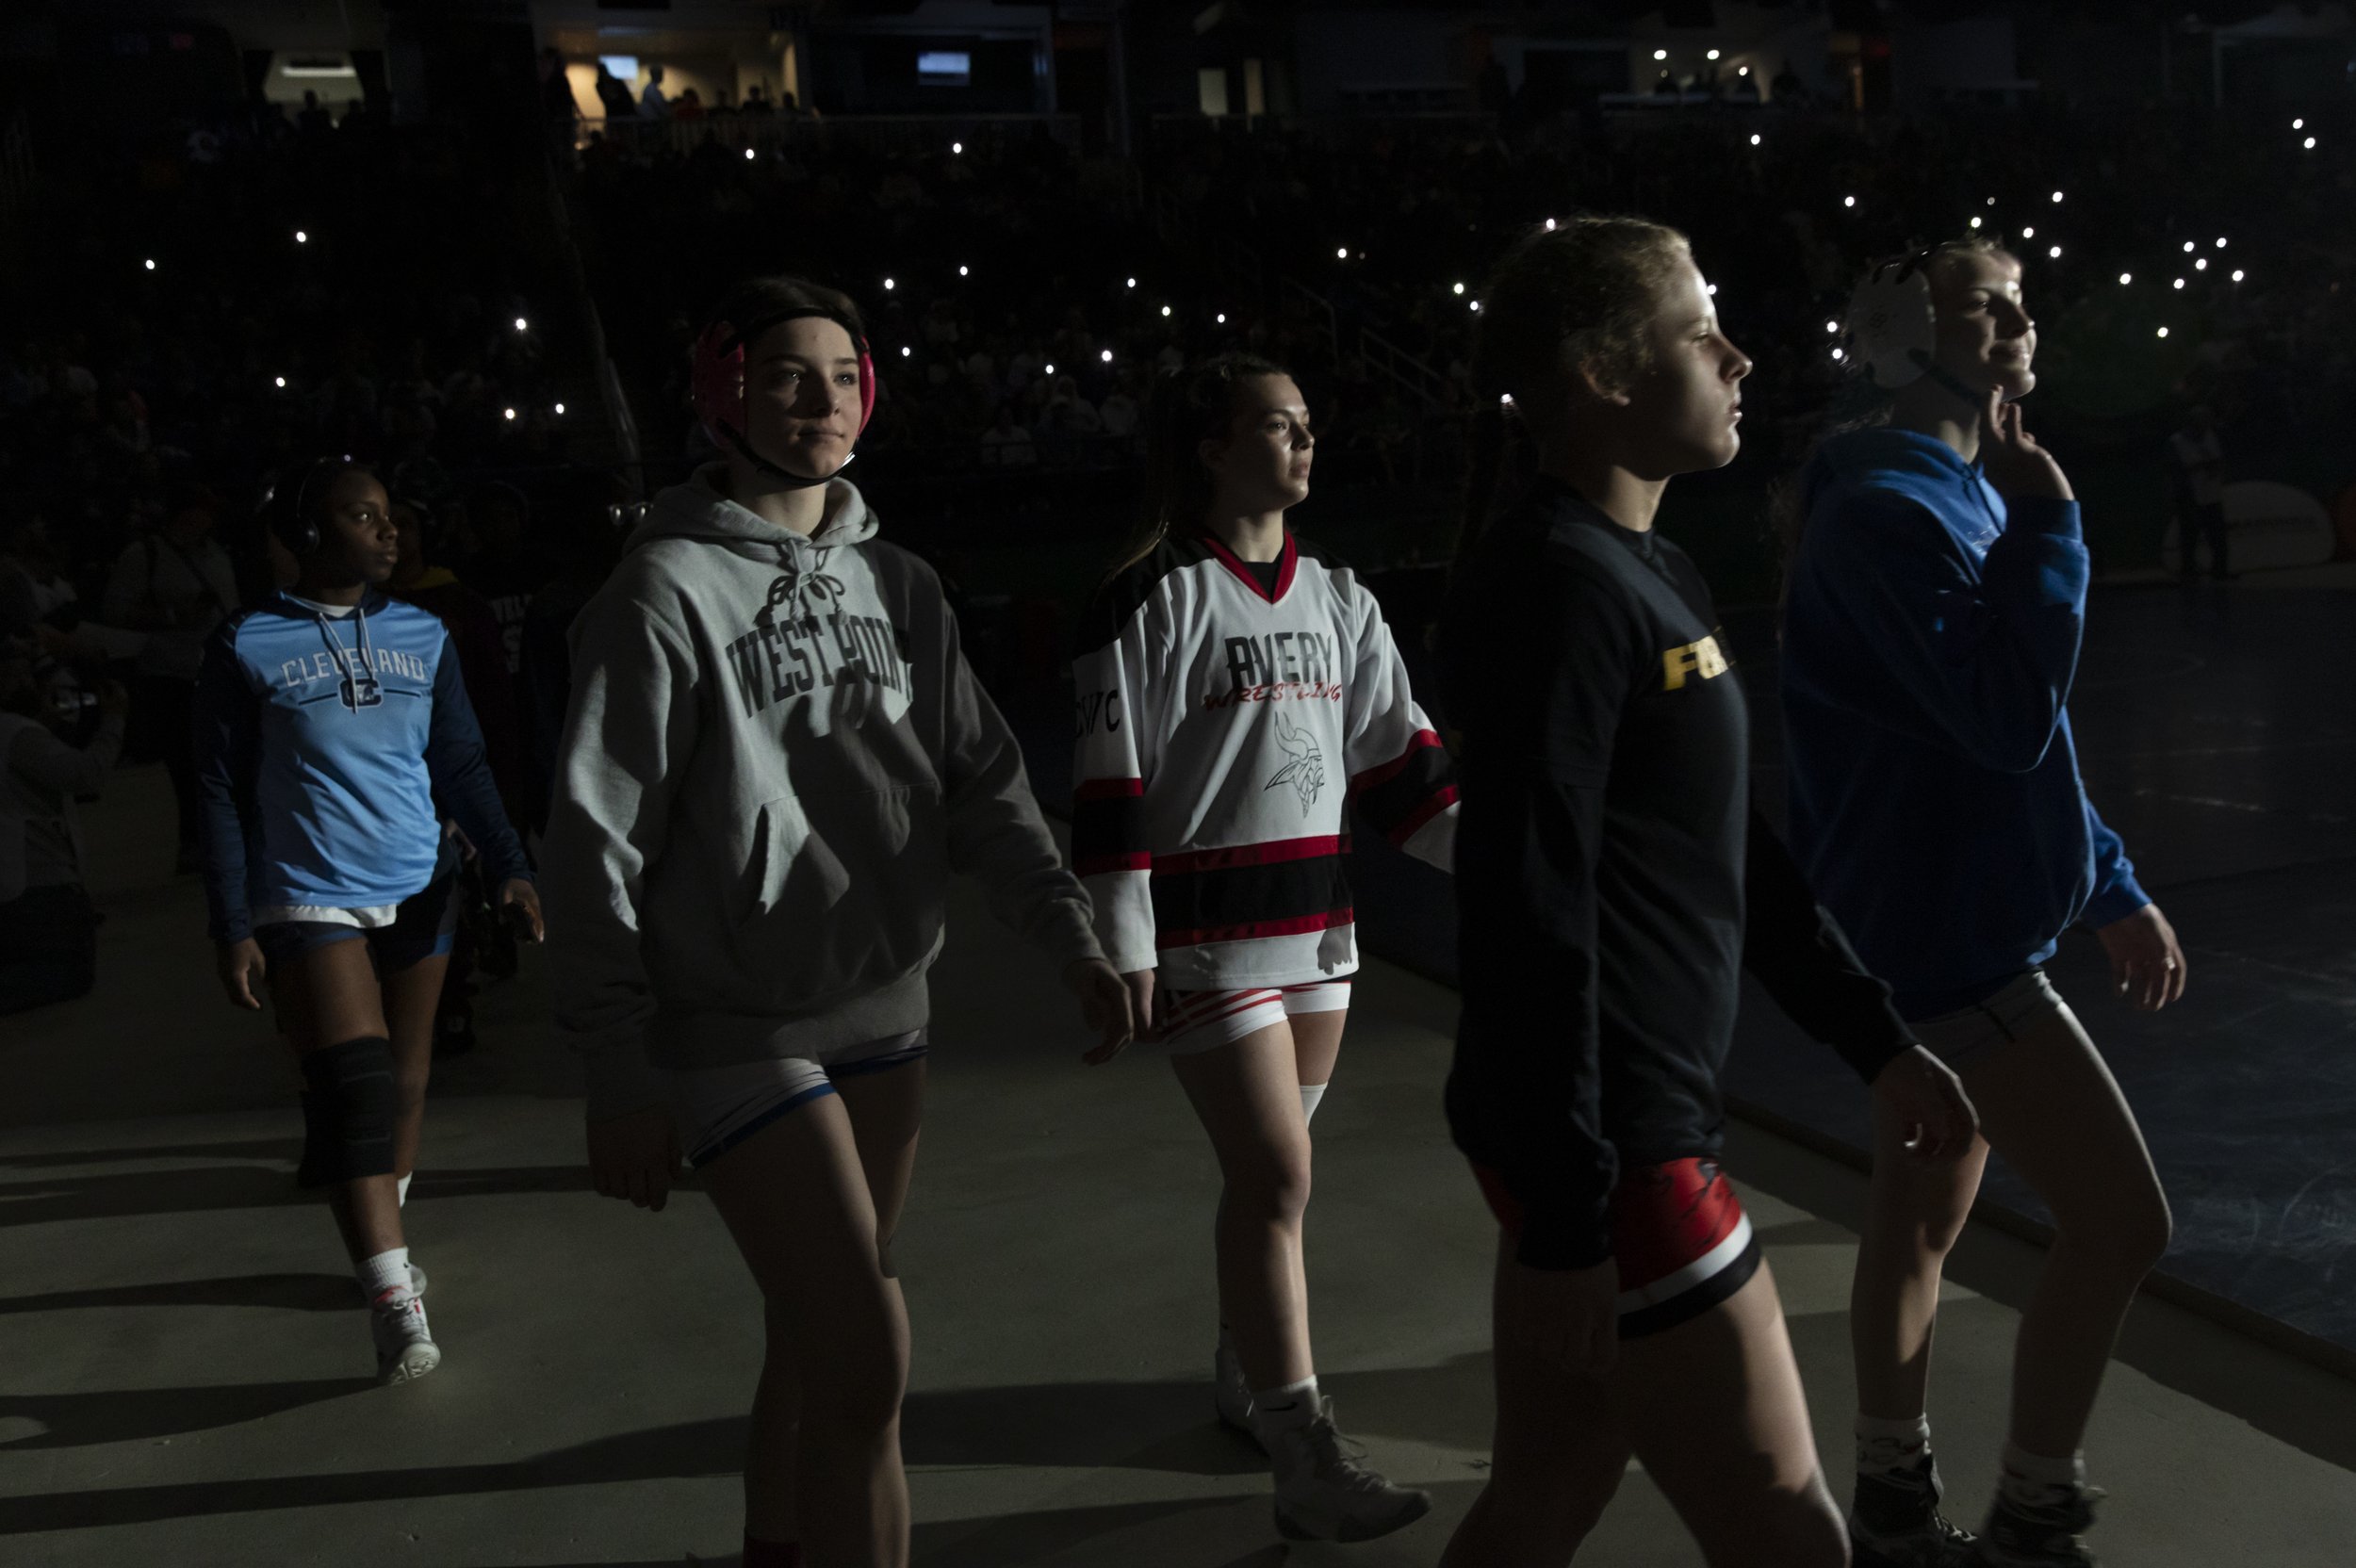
0, 1271, 357, 1317
0, 1163, 607, 1227
0, 1363, 1492, 1534
0, 1138, 300, 1170
0, 1377, 378, 1449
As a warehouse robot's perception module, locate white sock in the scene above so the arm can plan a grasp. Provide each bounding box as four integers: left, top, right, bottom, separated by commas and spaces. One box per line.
357, 1247, 412, 1304
1298, 1083, 1327, 1126
1856, 1413, 1932, 1476
397, 1173, 412, 1207
1252, 1375, 1320, 1438
1998, 1441, 2085, 1508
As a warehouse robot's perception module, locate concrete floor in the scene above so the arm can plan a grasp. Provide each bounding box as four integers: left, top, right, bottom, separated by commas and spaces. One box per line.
4, 767, 2354, 1566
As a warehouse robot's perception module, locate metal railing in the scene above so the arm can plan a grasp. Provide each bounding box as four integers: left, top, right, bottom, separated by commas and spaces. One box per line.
1358, 326, 1449, 412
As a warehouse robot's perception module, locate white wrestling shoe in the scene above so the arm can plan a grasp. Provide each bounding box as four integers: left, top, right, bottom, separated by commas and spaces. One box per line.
1267, 1396, 1432, 1543
370, 1289, 441, 1384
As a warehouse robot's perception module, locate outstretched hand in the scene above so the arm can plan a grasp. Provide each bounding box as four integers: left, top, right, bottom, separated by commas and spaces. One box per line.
1065, 957, 1135, 1065
586, 1107, 681, 1212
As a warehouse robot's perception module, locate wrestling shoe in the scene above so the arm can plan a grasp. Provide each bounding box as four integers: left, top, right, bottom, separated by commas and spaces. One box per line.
1978, 1485, 2105, 1566
1851, 1452, 1978, 1566
370, 1289, 441, 1384
1268, 1396, 1431, 1543
1214, 1331, 1259, 1446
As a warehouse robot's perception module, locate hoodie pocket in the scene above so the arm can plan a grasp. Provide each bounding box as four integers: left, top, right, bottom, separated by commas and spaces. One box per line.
729, 786, 950, 1008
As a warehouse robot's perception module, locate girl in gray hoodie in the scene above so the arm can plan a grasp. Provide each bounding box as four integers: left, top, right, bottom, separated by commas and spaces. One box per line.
544, 276, 1131, 1568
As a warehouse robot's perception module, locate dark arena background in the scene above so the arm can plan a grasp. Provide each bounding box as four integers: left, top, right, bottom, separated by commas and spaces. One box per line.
2, 2, 2352, 1564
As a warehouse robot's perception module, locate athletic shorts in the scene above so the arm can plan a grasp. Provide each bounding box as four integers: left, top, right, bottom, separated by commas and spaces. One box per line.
1906, 970, 2086, 1070
670, 1029, 929, 1169
1470, 1156, 1763, 1340
1155, 981, 1351, 1054
254, 863, 460, 972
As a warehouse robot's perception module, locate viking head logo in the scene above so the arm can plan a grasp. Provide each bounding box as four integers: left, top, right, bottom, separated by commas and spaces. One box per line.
1265, 711, 1326, 817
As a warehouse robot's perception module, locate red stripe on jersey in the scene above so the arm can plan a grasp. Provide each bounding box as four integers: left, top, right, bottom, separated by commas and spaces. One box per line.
1195, 529, 1299, 604
1349, 728, 1443, 793
1162, 988, 1282, 1029
1075, 852, 1153, 877
1153, 835, 1346, 875
1386, 785, 1459, 846
1609, 1159, 1746, 1293
1157, 907, 1354, 948
1075, 776, 1145, 802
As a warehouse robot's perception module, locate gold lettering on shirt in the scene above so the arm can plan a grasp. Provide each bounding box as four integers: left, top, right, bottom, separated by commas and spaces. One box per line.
1662, 633, 1729, 691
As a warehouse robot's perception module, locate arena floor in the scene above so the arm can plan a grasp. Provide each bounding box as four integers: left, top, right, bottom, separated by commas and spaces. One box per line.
3, 756, 2353, 1566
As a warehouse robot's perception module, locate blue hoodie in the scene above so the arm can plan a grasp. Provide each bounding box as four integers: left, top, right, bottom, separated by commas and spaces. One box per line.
1779, 427, 2148, 1019
192, 589, 530, 944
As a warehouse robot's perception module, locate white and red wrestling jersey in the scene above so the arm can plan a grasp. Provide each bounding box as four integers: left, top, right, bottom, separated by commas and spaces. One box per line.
1072, 528, 1456, 987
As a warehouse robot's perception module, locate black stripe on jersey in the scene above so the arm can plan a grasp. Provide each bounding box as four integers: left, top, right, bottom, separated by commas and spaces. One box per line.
1072, 779, 1149, 875
1352, 739, 1455, 841
1150, 852, 1353, 940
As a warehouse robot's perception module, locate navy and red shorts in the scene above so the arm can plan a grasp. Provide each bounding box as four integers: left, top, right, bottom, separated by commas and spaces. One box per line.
1471, 1157, 1763, 1339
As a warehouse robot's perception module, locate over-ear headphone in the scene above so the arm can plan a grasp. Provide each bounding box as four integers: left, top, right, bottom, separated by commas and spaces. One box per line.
1844, 250, 1940, 390
692, 306, 876, 490
257, 457, 353, 557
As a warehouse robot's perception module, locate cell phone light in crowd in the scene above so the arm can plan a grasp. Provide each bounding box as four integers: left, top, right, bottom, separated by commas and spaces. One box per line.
514, 317, 529, 332
1843, 195, 1856, 207
143, 258, 155, 270
1160, 304, 1171, 317
1544, 217, 1558, 229
1216, 313, 1226, 324
2293, 117, 2305, 129
901, 346, 911, 357
958, 265, 969, 276
1336, 247, 1348, 259
952, 141, 963, 155
1469, 300, 1481, 312
1986, 195, 1996, 205
2183, 240, 2195, 252
2196, 258, 2207, 270
2232, 270, 2245, 283
1831, 346, 1845, 361
295, 230, 307, 244
2021, 225, 2034, 238
1707, 283, 1718, 295
1749, 133, 1760, 145
1452, 281, 1465, 295
2174, 277, 2186, 289
2157, 326, 2169, 338
2119, 272, 2133, 285
1740, 65, 1750, 75
1044, 364, 1055, 375
2305, 137, 2317, 150
744, 149, 756, 161
1970, 216, 1982, 228
554, 402, 564, 416
503, 407, 516, 420
1654, 49, 1668, 61
1125, 277, 1137, 288
274, 376, 286, 388
1707, 49, 1721, 61
1499, 394, 1513, 407
1824, 318, 1839, 333
2051, 190, 2064, 203
882, 277, 895, 290
2049, 245, 2062, 258
1100, 349, 1113, 363
2216, 237, 2228, 248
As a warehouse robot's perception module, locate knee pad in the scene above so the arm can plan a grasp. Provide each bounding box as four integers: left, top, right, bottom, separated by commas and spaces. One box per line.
296, 1037, 398, 1186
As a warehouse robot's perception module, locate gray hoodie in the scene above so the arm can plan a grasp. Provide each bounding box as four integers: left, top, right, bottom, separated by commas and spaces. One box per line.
545, 466, 1101, 1119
